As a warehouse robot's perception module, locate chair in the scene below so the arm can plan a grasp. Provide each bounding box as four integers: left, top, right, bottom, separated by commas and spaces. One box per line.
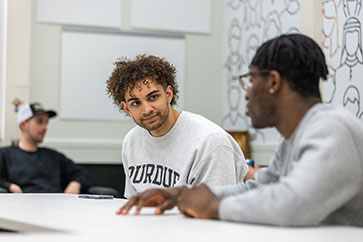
227, 131, 251, 158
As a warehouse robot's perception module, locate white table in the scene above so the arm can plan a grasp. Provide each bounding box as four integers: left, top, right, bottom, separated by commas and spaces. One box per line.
0, 194, 362, 242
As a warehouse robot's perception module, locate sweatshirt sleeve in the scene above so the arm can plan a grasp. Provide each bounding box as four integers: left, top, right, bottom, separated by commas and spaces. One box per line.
217, 119, 363, 226
210, 142, 284, 198
189, 133, 248, 186
121, 140, 137, 199
122, 153, 137, 199
124, 173, 137, 199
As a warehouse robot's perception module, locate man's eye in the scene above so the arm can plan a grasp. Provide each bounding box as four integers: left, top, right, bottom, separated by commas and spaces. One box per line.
150, 95, 158, 100
130, 102, 139, 106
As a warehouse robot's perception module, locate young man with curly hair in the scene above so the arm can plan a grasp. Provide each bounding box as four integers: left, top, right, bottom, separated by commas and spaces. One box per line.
106, 55, 248, 198
117, 34, 363, 227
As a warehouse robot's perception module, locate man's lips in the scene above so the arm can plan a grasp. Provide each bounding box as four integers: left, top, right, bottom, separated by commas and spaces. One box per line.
142, 114, 158, 122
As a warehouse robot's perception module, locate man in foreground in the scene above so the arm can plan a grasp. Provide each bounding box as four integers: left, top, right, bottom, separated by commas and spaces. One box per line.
106, 55, 248, 198
0, 103, 94, 193
117, 34, 363, 227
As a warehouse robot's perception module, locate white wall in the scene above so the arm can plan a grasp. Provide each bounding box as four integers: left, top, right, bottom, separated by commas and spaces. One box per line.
26, 0, 224, 164
223, 0, 324, 165
2, 0, 32, 147
0, 0, 7, 141
3, 0, 324, 165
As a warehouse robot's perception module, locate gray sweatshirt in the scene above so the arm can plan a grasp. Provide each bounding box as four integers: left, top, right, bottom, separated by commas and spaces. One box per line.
210, 104, 363, 226
122, 111, 248, 198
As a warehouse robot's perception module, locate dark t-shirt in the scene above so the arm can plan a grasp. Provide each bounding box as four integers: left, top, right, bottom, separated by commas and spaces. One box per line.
0, 146, 94, 193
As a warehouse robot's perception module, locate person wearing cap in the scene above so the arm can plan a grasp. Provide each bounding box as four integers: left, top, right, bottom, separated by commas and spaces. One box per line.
0, 102, 94, 193
117, 34, 363, 227
106, 54, 248, 198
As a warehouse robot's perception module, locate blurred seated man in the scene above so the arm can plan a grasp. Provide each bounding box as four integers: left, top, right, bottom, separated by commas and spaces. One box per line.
0, 103, 94, 193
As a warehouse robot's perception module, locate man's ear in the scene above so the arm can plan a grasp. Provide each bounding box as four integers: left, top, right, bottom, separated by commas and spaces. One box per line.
121, 101, 131, 116
166, 85, 173, 104
267, 70, 282, 94
19, 121, 26, 132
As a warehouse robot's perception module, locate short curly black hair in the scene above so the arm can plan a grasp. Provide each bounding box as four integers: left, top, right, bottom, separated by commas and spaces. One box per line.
251, 34, 328, 98
106, 54, 178, 112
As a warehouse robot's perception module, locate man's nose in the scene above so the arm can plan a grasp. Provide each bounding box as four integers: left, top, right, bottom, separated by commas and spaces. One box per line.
141, 102, 153, 115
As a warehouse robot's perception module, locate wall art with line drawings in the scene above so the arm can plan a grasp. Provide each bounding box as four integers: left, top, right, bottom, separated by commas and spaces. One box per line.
222, 0, 300, 143
321, 0, 363, 120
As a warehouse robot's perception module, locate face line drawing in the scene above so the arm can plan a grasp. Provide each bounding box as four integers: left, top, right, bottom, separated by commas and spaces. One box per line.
340, 17, 363, 69
223, 0, 299, 142
343, 85, 360, 116
322, 0, 340, 57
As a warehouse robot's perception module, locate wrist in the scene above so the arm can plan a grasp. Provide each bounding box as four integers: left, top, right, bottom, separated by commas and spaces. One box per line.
209, 197, 221, 219
166, 186, 188, 199
174, 186, 188, 196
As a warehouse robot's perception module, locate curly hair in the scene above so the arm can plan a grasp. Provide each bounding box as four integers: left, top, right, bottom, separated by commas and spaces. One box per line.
251, 34, 328, 98
106, 54, 178, 112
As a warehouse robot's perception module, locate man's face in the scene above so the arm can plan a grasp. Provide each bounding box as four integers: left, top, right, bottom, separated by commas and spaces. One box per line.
245, 67, 275, 129
122, 79, 172, 133
23, 113, 49, 144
